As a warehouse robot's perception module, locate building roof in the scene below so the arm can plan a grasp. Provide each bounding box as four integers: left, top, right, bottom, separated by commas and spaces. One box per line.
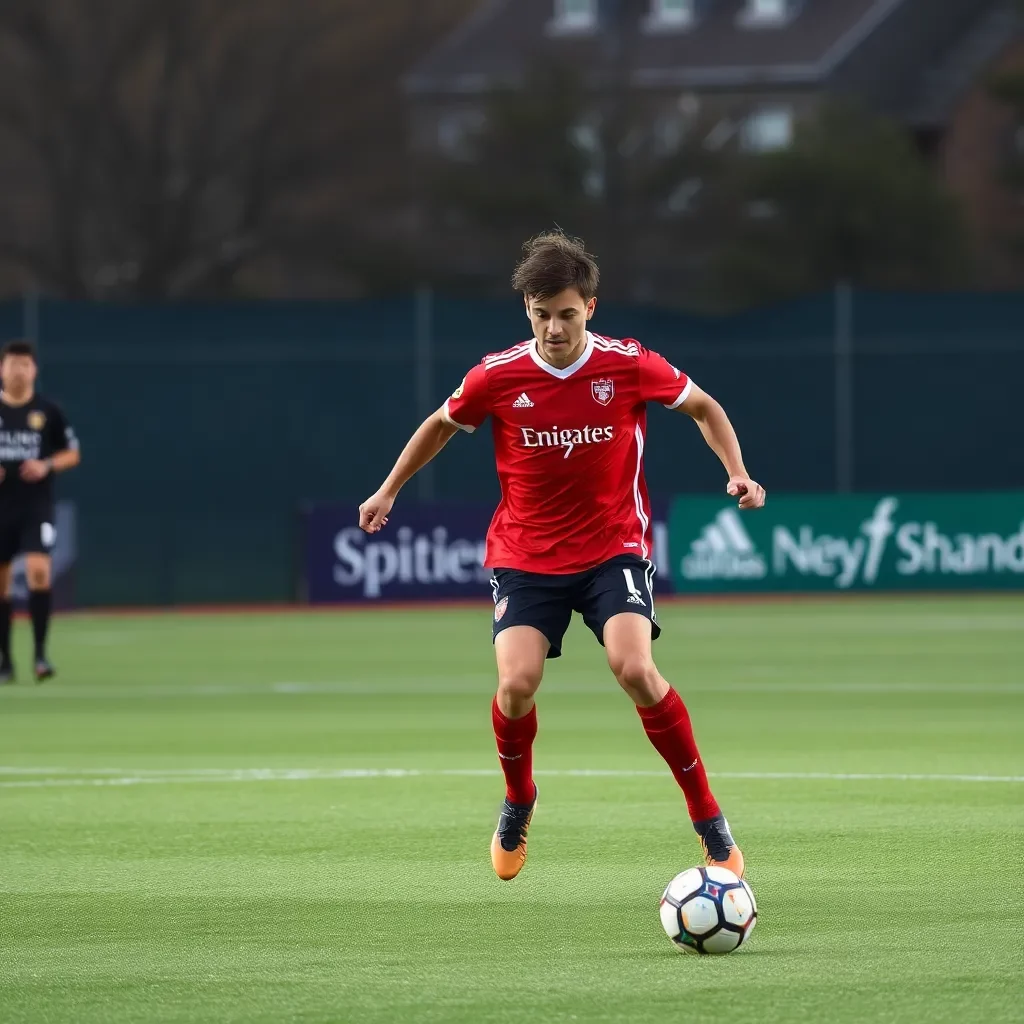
406, 0, 910, 94
904, 1, 1022, 126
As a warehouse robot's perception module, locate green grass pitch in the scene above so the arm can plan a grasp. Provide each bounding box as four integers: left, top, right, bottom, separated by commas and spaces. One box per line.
1, 596, 1022, 1024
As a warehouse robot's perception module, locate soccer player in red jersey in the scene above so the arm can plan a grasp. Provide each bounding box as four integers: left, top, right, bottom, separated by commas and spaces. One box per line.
359, 232, 765, 881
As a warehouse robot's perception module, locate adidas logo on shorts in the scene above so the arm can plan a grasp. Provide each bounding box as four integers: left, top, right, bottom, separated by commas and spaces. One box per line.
623, 568, 648, 608
512, 393, 535, 408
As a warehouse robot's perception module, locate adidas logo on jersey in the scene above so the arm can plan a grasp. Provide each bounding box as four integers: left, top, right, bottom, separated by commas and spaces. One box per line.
627, 594, 646, 606
512, 393, 535, 408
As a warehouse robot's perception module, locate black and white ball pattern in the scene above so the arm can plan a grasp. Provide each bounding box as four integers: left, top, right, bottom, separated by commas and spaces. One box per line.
659, 866, 757, 954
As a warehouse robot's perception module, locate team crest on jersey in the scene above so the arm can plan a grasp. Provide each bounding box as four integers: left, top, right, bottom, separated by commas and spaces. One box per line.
591, 379, 615, 406
451, 378, 465, 400
494, 597, 509, 622
27, 411, 46, 430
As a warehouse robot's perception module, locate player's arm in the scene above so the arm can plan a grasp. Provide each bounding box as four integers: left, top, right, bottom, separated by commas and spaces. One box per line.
359, 363, 490, 534
358, 410, 459, 533
20, 449, 79, 482
638, 345, 765, 510
20, 415, 80, 482
48, 448, 81, 472
678, 384, 765, 510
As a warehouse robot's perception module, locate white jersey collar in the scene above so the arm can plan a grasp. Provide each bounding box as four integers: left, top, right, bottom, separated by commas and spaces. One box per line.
529, 332, 595, 379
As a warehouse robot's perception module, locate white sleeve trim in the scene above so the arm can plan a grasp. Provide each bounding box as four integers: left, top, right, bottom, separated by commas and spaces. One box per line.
665, 378, 694, 410
442, 399, 476, 433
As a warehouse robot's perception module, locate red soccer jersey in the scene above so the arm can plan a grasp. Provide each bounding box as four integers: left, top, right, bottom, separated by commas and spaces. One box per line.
443, 332, 692, 574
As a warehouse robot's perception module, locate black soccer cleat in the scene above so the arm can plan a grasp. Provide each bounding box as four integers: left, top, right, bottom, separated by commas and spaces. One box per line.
490, 786, 538, 880
0, 661, 14, 685
33, 658, 55, 683
694, 813, 745, 878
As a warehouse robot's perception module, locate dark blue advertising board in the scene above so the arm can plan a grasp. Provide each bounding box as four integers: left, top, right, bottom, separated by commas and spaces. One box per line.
304, 500, 672, 604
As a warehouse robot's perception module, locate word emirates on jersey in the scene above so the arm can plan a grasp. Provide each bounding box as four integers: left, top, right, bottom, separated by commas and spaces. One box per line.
443, 333, 692, 575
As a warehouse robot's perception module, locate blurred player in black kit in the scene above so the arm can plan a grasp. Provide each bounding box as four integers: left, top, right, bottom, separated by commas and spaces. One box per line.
0, 341, 80, 682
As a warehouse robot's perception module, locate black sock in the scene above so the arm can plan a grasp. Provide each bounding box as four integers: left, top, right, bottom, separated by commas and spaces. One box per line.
28, 589, 51, 661
0, 598, 11, 664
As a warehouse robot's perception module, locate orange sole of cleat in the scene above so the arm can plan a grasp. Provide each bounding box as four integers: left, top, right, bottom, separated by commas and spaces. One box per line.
703, 842, 745, 880
490, 806, 535, 881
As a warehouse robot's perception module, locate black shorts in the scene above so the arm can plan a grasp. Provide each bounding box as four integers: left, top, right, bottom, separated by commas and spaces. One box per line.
0, 508, 56, 563
490, 555, 661, 659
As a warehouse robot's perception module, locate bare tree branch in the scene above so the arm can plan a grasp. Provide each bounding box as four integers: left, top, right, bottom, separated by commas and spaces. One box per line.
0, 0, 478, 298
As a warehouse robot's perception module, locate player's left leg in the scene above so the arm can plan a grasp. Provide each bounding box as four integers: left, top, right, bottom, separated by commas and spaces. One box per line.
0, 561, 13, 683
23, 552, 55, 681
603, 613, 743, 876
578, 557, 743, 877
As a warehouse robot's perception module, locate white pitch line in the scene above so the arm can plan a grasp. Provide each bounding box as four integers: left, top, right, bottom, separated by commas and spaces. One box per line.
1, 680, 1022, 698
0, 767, 1021, 789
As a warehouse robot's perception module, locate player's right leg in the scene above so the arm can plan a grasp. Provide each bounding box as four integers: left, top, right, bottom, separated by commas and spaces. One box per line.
18, 513, 57, 681
490, 626, 547, 880
488, 569, 573, 880
24, 552, 55, 681
0, 560, 13, 683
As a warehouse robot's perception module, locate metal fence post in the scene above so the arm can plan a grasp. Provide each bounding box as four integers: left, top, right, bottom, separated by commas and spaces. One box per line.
834, 281, 854, 494
22, 289, 39, 348
415, 286, 436, 501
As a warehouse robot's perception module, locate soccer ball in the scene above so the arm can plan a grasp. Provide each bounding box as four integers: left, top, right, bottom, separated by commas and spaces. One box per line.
659, 866, 757, 954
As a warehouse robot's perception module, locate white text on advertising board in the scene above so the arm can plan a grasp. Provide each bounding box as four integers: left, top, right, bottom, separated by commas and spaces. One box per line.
682, 498, 1024, 588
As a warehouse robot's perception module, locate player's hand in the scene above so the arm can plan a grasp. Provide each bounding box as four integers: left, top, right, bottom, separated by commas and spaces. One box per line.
20, 459, 50, 482
727, 476, 765, 510
358, 490, 394, 534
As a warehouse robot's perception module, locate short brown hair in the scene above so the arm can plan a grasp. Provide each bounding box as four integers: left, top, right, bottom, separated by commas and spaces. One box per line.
512, 231, 600, 301
1, 340, 36, 361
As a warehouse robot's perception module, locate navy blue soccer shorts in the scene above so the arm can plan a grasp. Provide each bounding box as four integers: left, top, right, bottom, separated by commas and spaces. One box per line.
489, 555, 661, 659
0, 506, 56, 564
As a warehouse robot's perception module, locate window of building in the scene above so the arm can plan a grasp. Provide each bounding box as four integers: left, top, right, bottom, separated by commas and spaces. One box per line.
569, 117, 605, 197
645, 0, 696, 30
653, 112, 688, 155
741, 107, 794, 152
738, 0, 795, 28
437, 109, 486, 160
551, 0, 598, 33
703, 118, 739, 151
665, 178, 703, 215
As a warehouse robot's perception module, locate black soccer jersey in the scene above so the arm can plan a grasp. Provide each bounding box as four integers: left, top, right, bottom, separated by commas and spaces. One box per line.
0, 394, 77, 515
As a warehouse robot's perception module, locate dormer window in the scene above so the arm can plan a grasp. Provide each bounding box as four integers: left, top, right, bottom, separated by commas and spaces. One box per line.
741, 107, 794, 151
644, 0, 697, 32
550, 0, 598, 34
737, 0, 798, 28
437, 109, 486, 161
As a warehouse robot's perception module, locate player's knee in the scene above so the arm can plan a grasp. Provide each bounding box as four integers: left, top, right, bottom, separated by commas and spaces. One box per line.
25, 562, 50, 590
610, 653, 658, 699
496, 668, 542, 706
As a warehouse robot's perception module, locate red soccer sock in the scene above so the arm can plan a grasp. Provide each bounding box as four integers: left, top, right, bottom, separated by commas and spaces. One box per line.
637, 687, 720, 823
492, 699, 537, 805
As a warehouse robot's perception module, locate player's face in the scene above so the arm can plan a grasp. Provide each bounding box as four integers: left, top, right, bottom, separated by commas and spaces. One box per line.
526, 289, 597, 367
1, 354, 37, 394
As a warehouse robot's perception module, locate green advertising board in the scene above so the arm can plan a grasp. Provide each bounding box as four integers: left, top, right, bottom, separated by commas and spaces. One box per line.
667, 493, 1024, 592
